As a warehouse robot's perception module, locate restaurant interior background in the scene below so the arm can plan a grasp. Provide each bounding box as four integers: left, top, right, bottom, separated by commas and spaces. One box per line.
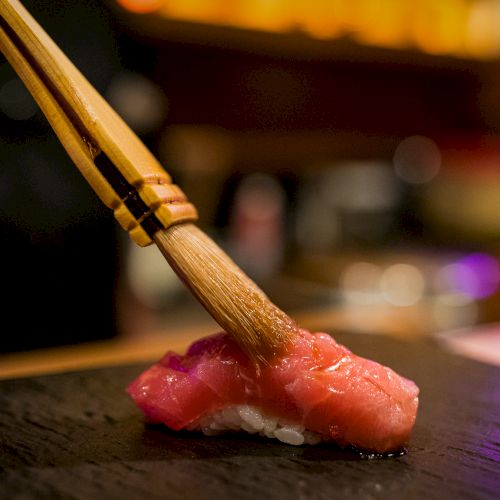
2, 0, 500, 367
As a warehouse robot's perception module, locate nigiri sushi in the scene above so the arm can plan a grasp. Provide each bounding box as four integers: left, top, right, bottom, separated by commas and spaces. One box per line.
127, 329, 419, 453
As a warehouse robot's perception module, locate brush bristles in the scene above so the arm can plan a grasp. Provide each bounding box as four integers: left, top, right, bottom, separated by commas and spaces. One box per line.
154, 223, 298, 364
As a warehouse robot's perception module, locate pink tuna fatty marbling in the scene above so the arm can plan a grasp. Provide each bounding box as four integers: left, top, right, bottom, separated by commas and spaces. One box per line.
127, 330, 419, 453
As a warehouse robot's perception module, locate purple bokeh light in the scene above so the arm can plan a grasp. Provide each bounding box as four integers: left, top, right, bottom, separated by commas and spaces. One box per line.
455, 253, 500, 299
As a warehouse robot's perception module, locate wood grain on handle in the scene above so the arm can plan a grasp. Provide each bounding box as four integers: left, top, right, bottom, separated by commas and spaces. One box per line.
0, 0, 197, 246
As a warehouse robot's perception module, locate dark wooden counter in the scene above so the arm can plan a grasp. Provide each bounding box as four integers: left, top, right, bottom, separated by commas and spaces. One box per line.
1, 331, 499, 499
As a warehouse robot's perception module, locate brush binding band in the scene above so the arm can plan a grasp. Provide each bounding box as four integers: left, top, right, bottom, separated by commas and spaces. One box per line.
94, 152, 197, 246
0, 7, 197, 248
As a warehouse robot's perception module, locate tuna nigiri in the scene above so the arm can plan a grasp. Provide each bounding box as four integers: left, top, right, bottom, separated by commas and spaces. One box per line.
127, 330, 419, 453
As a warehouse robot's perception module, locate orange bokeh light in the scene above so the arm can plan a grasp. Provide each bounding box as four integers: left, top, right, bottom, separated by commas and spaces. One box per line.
117, 0, 164, 15
116, 0, 500, 60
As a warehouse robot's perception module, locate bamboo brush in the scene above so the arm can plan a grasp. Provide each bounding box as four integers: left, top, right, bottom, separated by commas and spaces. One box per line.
0, 0, 298, 364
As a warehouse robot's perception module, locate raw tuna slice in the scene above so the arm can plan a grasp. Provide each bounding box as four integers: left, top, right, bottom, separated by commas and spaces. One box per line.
127, 330, 419, 453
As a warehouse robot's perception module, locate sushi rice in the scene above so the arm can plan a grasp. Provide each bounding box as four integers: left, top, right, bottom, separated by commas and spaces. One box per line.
187, 404, 322, 446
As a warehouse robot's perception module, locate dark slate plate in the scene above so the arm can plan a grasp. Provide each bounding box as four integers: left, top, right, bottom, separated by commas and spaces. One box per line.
1, 331, 499, 499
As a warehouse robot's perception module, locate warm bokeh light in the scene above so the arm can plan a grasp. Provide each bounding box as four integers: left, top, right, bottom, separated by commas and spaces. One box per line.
380, 264, 425, 307
229, 174, 286, 278
433, 295, 479, 330
230, 0, 293, 32
117, 0, 500, 60
128, 241, 181, 309
340, 262, 383, 305
393, 136, 441, 185
465, 0, 500, 58
290, 0, 343, 39
412, 0, 468, 56
106, 72, 168, 134
117, 0, 164, 14
352, 0, 412, 48
161, 0, 232, 26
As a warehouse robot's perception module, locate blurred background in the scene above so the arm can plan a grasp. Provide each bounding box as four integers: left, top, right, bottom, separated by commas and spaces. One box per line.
2, 0, 500, 365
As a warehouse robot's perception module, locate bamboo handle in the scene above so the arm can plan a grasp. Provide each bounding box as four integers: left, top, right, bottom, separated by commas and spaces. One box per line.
0, 0, 197, 246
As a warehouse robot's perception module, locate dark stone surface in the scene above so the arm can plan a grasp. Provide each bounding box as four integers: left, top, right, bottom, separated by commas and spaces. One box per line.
1, 331, 499, 499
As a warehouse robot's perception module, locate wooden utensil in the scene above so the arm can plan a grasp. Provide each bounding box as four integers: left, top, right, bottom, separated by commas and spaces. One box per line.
0, 0, 297, 364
